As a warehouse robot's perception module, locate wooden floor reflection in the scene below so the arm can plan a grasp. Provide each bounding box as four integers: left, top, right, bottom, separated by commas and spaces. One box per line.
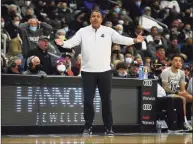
2, 133, 192, 144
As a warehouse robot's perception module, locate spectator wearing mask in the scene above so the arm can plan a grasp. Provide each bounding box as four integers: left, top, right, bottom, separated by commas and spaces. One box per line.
124, 52, 134, 66
113, 62, 129, 78
4, 15, 21, 39
26, 36, 53, 75
23, 56, 46, 75
54, 58, 68, 76
72, 54, 82, 76
114, 24, 128, 36
111, 44, 124, 66
147, 34, 162, 59
19, 18, 53, 55
7, 56, 22, 74
181, 37, 193, 64
58, 2, 73, 24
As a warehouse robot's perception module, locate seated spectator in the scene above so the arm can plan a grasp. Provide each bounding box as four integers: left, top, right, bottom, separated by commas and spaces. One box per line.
62, 53, 74, 76
104, 21, 113, 28
26, 36, 53, 75
155, 45, 168, 65
111, 44, 124, 66
167, 37, 181, 58
113, 62, 129, 78
124, 52, 134, 67
50, 29, 73, 55
183, 65, 191, 89
127, 61, 140, 78
54, 58, 68, 76
23, 56, 46, 75
7, 37, 22, 58
7, 56, 22, 74
147, 34, 163, 59
181, 37, 193, 63
72, 54, 81, 76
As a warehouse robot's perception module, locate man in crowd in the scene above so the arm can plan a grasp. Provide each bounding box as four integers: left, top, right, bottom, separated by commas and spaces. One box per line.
26, 36, 53, 75
22, 56, 46, 75
161, 55, 192, 130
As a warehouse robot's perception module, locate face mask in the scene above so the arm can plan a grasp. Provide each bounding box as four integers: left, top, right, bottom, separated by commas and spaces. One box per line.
118, 20, 124, 25
114, 8, 120, 14
13, 21, 20, 27
118, 72, 126, 77
57, 64, 66, 72
17, 65, 22, 73
135, 1, 141, 7
62, 8, 67, 12
122, 11, 126, 15
125, 57, 133, 64
25, 1, 31, 6
29, 26, 37, 32
59, 35, 66, 41
112, 50, 120, 54
1, 22, 5, 28
35, 64, 42, 72
64, 27, 69, 32
154, 40, 160, 45
117, 30, 123, 34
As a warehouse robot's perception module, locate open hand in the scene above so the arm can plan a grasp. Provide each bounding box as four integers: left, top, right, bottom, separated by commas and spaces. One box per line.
55, 39, 64, 46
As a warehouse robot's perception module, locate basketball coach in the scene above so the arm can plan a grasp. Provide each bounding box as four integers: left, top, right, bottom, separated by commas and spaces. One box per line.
55, 10, 144, 136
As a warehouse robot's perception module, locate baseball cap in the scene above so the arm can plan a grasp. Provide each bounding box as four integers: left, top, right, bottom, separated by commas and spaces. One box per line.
39, 35, 49, 41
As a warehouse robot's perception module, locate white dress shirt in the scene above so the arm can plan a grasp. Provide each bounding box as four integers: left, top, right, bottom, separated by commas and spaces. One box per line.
61, 25, 135, 72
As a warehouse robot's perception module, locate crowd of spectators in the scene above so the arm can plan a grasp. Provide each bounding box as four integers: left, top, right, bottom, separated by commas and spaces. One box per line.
0, 0, 192, 81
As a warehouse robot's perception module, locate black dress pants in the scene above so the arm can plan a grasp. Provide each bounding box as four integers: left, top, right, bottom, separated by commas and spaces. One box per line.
81, 70, 113, 129
157, 97, 184, 130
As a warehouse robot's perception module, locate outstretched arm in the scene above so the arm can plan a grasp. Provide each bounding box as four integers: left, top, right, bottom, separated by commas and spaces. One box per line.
111, 29, 144, 46
55, 29, 82, 49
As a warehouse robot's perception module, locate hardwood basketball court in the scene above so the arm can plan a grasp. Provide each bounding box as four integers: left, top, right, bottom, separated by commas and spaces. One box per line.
2, 133, 192, 144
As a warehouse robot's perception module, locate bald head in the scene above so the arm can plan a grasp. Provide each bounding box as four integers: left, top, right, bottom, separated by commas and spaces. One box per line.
31, 56, 40, 69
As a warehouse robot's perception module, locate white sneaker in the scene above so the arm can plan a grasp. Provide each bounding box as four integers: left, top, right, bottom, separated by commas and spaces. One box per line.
184, 122, 192, 131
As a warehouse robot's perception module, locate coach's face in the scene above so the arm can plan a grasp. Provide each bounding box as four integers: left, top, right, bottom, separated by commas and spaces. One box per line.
90, 12, 103, 29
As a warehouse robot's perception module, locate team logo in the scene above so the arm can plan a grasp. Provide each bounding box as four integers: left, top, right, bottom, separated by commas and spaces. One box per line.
143, 104, 152, 111
143, 80, 152, 87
